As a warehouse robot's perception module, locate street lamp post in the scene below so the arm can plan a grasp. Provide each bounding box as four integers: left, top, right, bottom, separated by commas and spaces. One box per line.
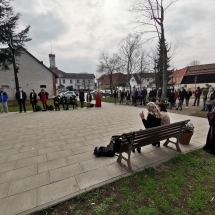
7, 31, 19, 91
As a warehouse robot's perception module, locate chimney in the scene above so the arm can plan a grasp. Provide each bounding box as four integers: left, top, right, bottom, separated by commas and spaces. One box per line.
49, 54, 56, 68
41, 61, 43, 64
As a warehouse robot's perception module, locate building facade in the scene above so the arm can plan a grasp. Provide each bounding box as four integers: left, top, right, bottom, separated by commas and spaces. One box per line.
130, 73, 155, 89
49, 54, 95, 91
0, 48, 57, 100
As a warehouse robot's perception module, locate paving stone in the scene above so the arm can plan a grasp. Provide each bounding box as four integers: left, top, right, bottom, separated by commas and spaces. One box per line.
104, 163, 127, 177
0, 183, 10, 199
67, 151, 95, 165
0, 155, 8, 164
47, 149, 73, 161
0, 143, 14, 151
61, 141, 84, 149
80, 158, 111, 172
37, 177, 79, 206
71, 145, 94, 155
8, 172, 50, 196
38, 145, 63, 155
0, 161, 16, 174
0, 147, 21, 157
20, 143, 44, 152
38, 158, 68, 173
7, 150, 38, 162
49, 163, 83, 183
75, 167, 112, 190
0, 164, 37, 184
0, 189, 36, 215
16, 154, 47, 169
44, 140, 67, 148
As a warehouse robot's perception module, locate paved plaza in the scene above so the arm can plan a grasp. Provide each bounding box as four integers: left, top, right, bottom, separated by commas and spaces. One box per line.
0, 102, 209, 215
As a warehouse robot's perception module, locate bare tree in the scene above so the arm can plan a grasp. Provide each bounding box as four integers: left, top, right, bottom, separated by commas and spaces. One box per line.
131, 0, 178, 98
187, 60, 200, 66
119, 34, 141, 91
97, 52, 121, 94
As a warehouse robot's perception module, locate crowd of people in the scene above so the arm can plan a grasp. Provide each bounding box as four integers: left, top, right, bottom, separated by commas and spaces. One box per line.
112, 85, 215, 112
0, 87, 103, 113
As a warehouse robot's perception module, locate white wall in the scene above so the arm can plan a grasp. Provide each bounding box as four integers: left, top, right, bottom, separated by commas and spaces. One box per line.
130, 76, 155, 88
0, 51, 55, 100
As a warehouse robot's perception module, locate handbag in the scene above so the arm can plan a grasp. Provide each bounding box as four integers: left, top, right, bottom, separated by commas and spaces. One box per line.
107, 135, 122, 153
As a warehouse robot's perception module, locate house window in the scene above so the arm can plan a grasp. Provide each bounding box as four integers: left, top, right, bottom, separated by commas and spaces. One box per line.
63, 79, 65, 84
1, 85, 9, 89
88, 79, 91, 83
184, 85, 187, 88
70, 79, 73, 84
40, 85, 46, 88
77, 79, 79, 83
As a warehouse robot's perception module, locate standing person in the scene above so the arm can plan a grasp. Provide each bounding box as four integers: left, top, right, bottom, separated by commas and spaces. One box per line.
203, 105, 215, 154
61, 93, 68, 110
0, 88, 9, 113
125, 90, 130, 105
120, 90, 124, 104
38, 89, 49, 111
181, 87, 186, 105
70, 95, 77, 109
113, 90, 117, 104
149, 89, 154, 102
141, 87, 147, 105
168, 89, 175, 110
95, 90, 102, 107
174, 90, 178, 107
79, 89, 85, 108
86, 91, 92, 108
192, 87, 202, 106
131, 88, 135, 105
29, 89, 37, 112
134, 89, 138, 106
157, 87, 162, 102
201, 87, 209, 111
206, 87, 215, 112
184, 89, 192, 108
118, 90, 121, 104
137, 88, 141, 105
175, 89, 184, 110
135, 102, 161, 152
16, 87, 27, 113
53, 95, 60, 111
157, 103, 170, 125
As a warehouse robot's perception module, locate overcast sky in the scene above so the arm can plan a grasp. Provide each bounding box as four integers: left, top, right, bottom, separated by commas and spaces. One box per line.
12, 0, 215, 76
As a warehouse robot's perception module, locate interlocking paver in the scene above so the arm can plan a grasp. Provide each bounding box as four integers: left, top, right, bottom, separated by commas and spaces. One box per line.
0, 165, 37, 184
0, 102, 209, 215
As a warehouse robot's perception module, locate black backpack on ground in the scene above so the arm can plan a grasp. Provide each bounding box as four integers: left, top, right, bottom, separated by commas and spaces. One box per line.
108, 135, 122, 153
93, 146, 115, 157
35, 105, 41, 112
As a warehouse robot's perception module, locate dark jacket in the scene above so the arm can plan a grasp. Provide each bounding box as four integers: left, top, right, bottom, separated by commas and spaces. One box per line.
38, 92, 49, 100
184, 91, 192, 99
158, 89, 162, 98
16, 91, 27, 101
141, 89, 147, 97
195, 88, 202, 97
120, 91, 125, 98
168, 91, 175, 103
29, 92, 37, 104
178, 91, 185, 100
86, 94, 92, 102
53, 97, 60, 104
61, 96, 68, 104
149, 90, 155, 98
79, 91, 85, 101
142, 114, 161, 129
125, 92, 130, 100
134, 90, 138, 98
113, 91, 117, 98
0, 91, 8, 103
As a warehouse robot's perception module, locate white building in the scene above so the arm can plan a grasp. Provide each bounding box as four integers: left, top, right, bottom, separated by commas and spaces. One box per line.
130, 73, 155, 89
49, 54, 95, 91
0, 48, 57, 99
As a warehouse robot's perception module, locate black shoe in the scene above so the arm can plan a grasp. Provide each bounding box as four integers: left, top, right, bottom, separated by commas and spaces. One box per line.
192, 105, 195, 106
137, 147, 141, 153
175, 108, 178, 110
132, 149, 135, 153
180, 108, 182, 110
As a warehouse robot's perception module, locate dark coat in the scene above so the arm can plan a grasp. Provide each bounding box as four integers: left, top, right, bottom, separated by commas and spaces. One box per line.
158, 89, 162, 98
149, 90, 155, 98
142, 114, 161, 129
61, 96, 68, 104
141, 89, 147, 97
29, 92, 37, 104
184, 91, 192, 99
16, 91, 27, 101
178, 91, 185, 100
38, 92, 49, 100
86, 94, 92, 102
53, 97, 60, 104
113, 91, 117, 98
79, 91, 85, 101
203, 111, 215, 153
125, 92, 130, 100
168, 92, 175, 103
120, 91, 125, 98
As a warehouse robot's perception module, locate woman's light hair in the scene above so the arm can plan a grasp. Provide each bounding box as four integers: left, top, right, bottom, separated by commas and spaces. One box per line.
146, 102, 161, 118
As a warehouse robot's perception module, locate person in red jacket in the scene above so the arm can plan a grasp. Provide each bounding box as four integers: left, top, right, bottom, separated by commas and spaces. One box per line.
38, 89, 49, 111
174, 90, 178, 107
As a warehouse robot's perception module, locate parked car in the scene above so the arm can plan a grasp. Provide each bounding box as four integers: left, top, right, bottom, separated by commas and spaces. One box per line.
59, 91, 78, 104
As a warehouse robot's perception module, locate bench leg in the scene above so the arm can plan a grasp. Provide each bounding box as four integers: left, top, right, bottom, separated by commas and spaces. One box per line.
127, 144, 133, 172
117, 153, 123, 163
163, 138, 169, 147
175, 139, 182, 153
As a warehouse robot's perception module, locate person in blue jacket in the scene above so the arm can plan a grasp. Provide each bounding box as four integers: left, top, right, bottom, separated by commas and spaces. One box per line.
0, 88, 9, 113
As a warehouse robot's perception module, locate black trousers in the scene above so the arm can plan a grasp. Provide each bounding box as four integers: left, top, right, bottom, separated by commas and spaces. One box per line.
54, 104, 60, 110
62, 103, 68, 109
31, 102, 37, 111
42, 102, 47, 110
193, 96, 200, 105
80, 101, 84, 108
19, 99, 26, 112
207, 104, 212, 112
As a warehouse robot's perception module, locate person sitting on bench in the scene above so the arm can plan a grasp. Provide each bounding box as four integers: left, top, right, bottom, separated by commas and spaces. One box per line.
134, 102, 161, 153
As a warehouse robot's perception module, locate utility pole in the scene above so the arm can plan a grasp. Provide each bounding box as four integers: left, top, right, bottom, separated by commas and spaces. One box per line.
7, 31, 19, 91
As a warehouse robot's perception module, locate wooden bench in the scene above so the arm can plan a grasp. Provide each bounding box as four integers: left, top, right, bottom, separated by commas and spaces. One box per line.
117, 120, 190, 172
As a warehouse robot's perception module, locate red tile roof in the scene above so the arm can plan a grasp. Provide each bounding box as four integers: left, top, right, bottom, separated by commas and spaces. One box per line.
185, 63, 215, 76
98, 73, 128, 85
168, 67, 188, 85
